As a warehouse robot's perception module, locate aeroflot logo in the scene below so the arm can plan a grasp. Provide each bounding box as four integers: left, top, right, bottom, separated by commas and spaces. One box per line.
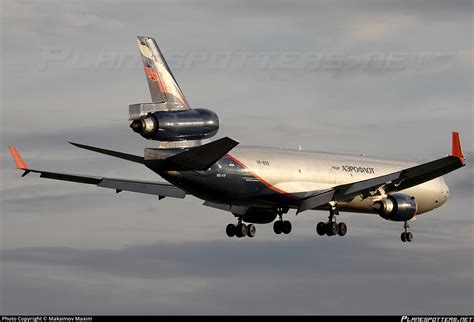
341, 165, 375, 174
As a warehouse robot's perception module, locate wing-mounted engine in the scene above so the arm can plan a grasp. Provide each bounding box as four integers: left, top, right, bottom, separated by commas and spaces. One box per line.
372, 193, 418, 222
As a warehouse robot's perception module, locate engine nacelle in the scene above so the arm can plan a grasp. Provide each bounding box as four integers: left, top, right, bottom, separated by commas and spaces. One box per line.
130, 108, 219, 141
241, 208, 277, 224
373, 193, 418, 222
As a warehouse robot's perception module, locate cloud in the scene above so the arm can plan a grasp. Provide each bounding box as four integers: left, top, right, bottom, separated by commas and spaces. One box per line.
2, 1, 125, 43
349, 15, 417, 41
1, 0, 473, 315
1, 234, 473, 314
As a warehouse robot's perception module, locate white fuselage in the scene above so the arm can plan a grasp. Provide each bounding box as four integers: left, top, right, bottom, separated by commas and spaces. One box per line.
229, 146, 449, 215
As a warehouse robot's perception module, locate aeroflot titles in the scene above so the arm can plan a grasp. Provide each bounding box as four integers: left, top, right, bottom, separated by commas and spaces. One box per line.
341, 165, 375, 174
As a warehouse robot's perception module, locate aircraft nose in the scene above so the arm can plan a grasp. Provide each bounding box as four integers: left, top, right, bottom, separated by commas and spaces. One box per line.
439, 177, 449, 205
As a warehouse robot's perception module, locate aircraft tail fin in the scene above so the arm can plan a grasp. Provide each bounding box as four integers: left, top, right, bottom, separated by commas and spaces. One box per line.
137, 36, 190, 109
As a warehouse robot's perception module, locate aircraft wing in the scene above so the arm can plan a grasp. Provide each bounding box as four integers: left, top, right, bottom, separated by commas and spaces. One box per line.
297, 132, 465, 213
8, 146, 186, 199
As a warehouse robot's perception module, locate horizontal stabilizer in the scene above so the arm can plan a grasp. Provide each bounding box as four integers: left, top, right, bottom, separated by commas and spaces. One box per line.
69, 142, 144, 164
164, 137, 239, 171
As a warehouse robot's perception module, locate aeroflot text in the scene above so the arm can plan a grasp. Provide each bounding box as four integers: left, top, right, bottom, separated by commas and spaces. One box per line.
341, 165, 375, 174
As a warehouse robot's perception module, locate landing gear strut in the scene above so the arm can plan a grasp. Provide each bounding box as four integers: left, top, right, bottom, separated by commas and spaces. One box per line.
400, 221, 413, 242
273, 207, 292, 235
226, 216, 256, 238
316, 204, 347, 237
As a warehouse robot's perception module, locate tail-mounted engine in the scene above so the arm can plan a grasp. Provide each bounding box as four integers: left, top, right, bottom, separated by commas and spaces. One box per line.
131, 37, 220, 146
372, 193, 418, 222
130, 108, 219, 141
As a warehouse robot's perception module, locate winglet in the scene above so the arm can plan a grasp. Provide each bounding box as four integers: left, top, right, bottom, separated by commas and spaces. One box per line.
451, 132, 465, 165
8, 146, 28, 170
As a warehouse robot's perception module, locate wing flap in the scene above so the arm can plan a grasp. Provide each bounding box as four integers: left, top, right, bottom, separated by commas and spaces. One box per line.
296, 190, 335, 214
39, 170, 102, 185
334, 172, 401, 200
98, 178, 185, 198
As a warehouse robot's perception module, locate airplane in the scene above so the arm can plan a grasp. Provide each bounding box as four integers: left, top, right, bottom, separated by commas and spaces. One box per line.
8, 36, 466, 242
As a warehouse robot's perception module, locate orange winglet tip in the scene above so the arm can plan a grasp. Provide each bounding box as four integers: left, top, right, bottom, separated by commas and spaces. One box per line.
451, 132, 465, 165
8, 146, 28, 170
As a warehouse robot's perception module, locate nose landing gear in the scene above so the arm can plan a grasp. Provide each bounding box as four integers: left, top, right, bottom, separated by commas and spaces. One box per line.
401, 221, 413, 242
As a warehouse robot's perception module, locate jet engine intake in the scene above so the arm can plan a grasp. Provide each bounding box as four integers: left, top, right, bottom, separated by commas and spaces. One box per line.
372, 193, 417, 222
130, 108, 219, 141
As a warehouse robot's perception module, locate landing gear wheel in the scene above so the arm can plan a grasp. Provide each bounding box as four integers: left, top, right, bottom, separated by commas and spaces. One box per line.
316, 222, 326, 236
282, 221, 292, 234
337, 222, 347, 236
401, 232, 406, 242
326, 222, 339, 236
401, 221, 413, 242
235, 223, 247, 238
226, 224, 236, 237
273, 221, 282, 234
247, 224, 256, 238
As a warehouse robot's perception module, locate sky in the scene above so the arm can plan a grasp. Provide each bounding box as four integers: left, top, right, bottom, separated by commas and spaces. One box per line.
1, 0, 473, 315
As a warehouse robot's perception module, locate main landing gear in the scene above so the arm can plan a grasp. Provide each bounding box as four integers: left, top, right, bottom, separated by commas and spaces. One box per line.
226, 217, 256, 238
316, 204, 347, 237
400, 221, 413, 242
273, 207, 292, 235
